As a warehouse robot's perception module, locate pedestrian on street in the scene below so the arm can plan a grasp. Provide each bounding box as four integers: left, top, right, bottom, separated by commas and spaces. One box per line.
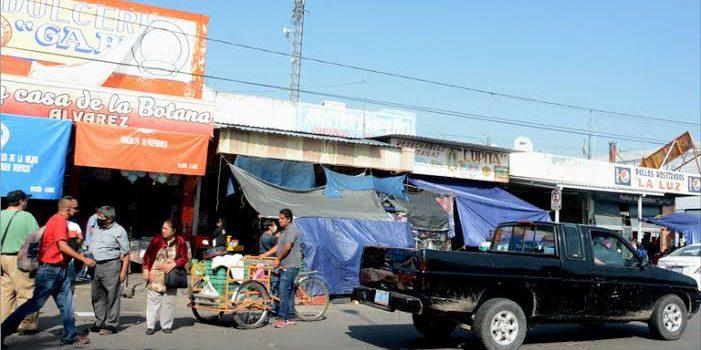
273, 208, 303, 328
258, 219, 279, 256
257, 219, 280, 315
1, 196, 96, 347
67, 198, 84, 294
77, 211, 98, 280
88, 206, 130, 335
142, 219, 189, 335
211, 216, 228, 248
0, 190, 40, 334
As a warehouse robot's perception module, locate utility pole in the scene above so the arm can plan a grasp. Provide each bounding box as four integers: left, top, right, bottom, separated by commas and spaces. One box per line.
289, 0, 305, 103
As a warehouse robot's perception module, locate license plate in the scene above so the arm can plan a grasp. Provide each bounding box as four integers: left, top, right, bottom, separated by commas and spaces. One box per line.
373, 289, 390, 306
671, 266, 684, 273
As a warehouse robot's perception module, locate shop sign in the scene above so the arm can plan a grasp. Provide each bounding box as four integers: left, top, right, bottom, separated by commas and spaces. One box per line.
593, 192, 675, 206
510, 152, 700, 196
74, 122, 208, 176
297, 103, 416, 138
0, 0, 208, 98
616, 166, 699, 195
214, 93, 416, 138
0, 114, 71, 199
0, 75, 215, 136
391, 138, 509, 183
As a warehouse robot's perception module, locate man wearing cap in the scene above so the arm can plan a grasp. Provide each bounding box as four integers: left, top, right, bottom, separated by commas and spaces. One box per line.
0, 190, 39, 334
88, 205, 129, 335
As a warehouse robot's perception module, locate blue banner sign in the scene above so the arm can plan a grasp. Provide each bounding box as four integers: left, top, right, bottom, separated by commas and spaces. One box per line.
1, 114, 71, 199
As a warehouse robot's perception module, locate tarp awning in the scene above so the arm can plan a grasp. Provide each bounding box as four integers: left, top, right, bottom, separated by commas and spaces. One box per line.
297, 217, 414, 295
230, 165, 392, 221
390, 191, 449, 231
410, 178, 551, 246
644, 213, 701, 244
323, 167, 407, 200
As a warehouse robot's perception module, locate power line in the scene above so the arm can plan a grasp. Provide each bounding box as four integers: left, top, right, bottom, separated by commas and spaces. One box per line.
3, 45, 670, 146
234, 80, 367, 94
17, 0, 700, 127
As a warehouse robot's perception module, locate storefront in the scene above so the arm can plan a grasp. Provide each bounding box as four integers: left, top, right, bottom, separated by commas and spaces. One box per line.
1, 1, 213, 239
377, 136, 547, 248
509, 152, 701, 240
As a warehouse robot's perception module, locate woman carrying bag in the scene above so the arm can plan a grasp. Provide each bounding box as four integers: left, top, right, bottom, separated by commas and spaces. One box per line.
141, 219, 189, 335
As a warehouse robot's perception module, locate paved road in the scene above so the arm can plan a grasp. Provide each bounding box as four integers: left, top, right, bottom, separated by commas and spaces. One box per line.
2, 278, 699, 349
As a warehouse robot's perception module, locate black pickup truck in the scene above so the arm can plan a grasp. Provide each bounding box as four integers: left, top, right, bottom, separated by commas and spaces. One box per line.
352, 221, 701, 350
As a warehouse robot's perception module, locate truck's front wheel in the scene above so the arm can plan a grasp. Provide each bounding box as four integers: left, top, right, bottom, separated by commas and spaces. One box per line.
412, 312, 457, 339
473, 298, 527, 350
648, 294, 687, 340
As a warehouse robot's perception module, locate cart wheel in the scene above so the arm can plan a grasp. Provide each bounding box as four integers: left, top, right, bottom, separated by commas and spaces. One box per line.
192, 307, 223, 324
231, 280, 270, 329
295, 277, 330, 321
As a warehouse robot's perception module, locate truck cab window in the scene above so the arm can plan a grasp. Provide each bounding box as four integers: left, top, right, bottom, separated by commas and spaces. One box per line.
492, 225, 556, 255
590, 231, 637, 268
492, 226, 514, 252
564, 225, 583, 259
532, 226, 556, 255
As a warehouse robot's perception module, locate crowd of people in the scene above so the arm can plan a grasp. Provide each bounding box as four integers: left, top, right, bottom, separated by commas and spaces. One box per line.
0, 190, 305, 347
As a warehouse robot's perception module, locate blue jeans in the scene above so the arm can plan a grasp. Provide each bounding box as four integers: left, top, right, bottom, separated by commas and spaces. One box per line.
278, 268, 299, 322
1, 264, 78, 344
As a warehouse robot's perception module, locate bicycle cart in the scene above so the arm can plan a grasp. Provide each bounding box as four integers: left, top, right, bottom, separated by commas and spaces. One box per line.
188, 255, 330, 329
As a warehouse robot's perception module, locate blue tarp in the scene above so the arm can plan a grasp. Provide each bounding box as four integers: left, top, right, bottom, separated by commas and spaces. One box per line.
1, 115, 71, 199
234, 155, 315, 190
296, 217, 414, 295
410, 178, 551, 246
645, 212, 701, 244
323, 168, 407, 200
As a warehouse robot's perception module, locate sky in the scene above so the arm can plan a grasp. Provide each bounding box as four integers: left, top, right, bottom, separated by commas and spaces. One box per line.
136, 0, 700, 159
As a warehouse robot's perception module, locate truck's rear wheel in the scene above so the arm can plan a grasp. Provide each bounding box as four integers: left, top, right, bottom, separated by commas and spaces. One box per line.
473, 298, 527, 350
412, 313, 457, 339
648, 294, 687, 340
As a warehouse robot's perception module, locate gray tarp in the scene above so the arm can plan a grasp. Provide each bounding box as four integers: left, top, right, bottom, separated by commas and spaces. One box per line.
230, 165, 392, 221
391, 191, 449, 231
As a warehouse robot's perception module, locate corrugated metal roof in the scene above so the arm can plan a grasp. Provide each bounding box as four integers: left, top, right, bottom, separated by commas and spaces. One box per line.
216, 123, 400, 148
374, 134, 514, 153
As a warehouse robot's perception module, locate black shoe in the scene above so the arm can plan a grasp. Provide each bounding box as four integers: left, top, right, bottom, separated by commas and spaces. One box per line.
145, 329, 155, 335
162, 328, 172, 334
89, 325, 102, 333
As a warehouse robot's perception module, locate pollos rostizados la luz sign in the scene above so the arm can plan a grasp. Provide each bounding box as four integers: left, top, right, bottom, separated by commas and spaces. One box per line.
615, 165, 700, 195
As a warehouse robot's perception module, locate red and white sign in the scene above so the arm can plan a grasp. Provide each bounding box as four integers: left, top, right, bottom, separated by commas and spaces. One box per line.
1, 75, 214, 136
0, 0, 208, 98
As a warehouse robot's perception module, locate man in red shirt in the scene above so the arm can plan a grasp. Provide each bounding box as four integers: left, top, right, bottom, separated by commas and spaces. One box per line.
1, 197, 96, 347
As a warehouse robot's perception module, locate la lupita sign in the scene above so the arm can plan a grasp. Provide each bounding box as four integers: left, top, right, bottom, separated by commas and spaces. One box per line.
391, 138, 509, 183
615, 166, 701, 195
